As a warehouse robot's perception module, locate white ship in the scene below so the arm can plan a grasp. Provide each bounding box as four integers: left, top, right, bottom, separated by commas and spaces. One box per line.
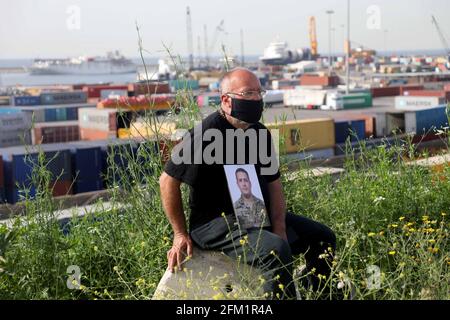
260, 41, 311, 66
29, 51, 136, 75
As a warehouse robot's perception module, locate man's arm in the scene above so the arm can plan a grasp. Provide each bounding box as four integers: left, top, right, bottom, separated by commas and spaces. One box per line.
159, 172, 193, 272
267, 178, 288, 241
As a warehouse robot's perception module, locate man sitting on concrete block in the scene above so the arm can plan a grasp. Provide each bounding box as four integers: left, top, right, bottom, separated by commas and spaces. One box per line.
159, 68, 336, 300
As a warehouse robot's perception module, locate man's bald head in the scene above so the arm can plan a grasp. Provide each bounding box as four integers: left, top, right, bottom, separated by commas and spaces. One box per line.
220, 68, 261, 94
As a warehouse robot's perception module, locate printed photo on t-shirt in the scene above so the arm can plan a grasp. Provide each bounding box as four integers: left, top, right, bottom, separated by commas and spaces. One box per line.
224, 164, 271, 229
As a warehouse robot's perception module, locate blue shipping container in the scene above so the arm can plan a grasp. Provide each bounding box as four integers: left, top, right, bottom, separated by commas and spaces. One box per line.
405, 105, 449, 135
0, 108, 20, 114
334, 136, 402, 156
334, 119, 366, 144
66, 144, 103, 194
44, 109, 57, 122
11, 96, 41, 106
66, 107, 78, 121
0, 144, 72, 203
40, 91, 88, 105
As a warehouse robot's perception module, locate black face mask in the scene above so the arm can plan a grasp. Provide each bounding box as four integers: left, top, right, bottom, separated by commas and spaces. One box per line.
228, 98, 264, 124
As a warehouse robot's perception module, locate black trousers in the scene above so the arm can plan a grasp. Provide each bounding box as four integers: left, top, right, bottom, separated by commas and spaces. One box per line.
190, 212, 336, 299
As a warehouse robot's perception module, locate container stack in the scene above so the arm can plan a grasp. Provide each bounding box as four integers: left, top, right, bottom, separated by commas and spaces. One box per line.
0, 144, 73, 204
0, 112, 32, 147
78, 108, 135, 141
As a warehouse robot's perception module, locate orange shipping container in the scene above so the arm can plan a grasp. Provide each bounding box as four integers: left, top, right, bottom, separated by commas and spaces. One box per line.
80, 127, 117, 141
403, 90, 450, 101
300, 75, 339, 87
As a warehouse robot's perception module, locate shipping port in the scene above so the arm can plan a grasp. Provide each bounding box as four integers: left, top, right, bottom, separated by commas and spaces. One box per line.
1, 5, 450, 208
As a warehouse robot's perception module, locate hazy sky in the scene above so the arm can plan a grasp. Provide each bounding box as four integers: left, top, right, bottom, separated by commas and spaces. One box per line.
1, 0, 449, 59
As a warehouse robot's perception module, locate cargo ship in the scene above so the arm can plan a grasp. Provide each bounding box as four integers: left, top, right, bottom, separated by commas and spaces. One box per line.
29, 51, 136, 75
259, 41, 312, 66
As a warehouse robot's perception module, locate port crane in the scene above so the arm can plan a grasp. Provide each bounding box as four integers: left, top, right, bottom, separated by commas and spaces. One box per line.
431, 15, 450, 61
186, 7, 194, 70
309, 16, 318, 58
204, 20, 227, 67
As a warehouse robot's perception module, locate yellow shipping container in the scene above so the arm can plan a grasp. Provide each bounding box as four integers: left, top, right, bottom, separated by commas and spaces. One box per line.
128, 121, 177, 139
118, 128, 131, 139
265, 118, 335, 153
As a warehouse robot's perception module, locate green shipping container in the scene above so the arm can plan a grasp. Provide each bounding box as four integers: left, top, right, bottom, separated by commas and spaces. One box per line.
342, 93, 373, 109
169, 79, 200, 91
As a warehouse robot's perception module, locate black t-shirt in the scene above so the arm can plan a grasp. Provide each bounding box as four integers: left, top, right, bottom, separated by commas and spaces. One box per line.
164, 111, 280, 230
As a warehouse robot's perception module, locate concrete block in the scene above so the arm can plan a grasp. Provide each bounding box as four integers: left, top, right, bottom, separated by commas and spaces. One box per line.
153, 248, 265, 300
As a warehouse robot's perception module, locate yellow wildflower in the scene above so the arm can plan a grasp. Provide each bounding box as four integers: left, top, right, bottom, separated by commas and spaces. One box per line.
388, 251, 396, 256
368, 232, 376, 237
213, 293, 224, 300
399, 216, 405, 221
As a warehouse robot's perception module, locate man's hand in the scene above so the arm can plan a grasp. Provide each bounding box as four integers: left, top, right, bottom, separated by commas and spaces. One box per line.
167, 232, 193, 273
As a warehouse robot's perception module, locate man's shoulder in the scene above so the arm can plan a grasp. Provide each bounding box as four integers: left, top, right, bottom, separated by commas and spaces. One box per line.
200, 111, 225, 130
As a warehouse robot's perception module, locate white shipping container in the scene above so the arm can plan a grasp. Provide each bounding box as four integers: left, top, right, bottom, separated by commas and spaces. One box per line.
0, 112, 32, 131
78, 108, 116, 131
0, 129, 31, 148
263, 90, 285, 104
395, 96, 445, 111
322, 92, 344, 110
283, 89, 327, 108
374, 113, 387, 137
100, 89, 128, 100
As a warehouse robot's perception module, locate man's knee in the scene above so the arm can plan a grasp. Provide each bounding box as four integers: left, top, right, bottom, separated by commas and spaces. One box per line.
255, 231, 292, 264
320, 225, 336, 250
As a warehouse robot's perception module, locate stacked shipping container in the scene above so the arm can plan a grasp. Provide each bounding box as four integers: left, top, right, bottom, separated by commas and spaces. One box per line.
78, 108, 135, 140
32, 121, 80, 144
0, 144, 73, 203
0, 112, 32, 147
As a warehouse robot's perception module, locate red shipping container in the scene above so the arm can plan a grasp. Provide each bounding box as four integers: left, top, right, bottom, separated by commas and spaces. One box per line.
33, 122, 80, 145
83, 85, 129, 98
370, 86, 400, 98
403, 90, 450, 101
398, 85, 424, 95
411, 132, 442, 144
80, 127, 117, 141
51, 180, 73, 197
129, 82, 171, 96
